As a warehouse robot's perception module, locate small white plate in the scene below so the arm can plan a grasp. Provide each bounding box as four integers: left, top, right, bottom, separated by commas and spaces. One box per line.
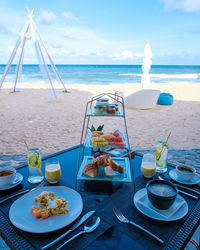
0, 173, 23, 191
169, 169, 200, 185
133, 188, 188, 221
9, 186, 83, 233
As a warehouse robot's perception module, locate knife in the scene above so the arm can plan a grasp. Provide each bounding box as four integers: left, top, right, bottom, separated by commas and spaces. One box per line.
41, 210, 95, 250
0, 181, 45, 204
0, 189, 31, 204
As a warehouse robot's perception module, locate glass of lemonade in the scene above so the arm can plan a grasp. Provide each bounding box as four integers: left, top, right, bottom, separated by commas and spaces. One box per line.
27, 147, 43, 184
155, 140, 169, 173
45, 159, 61, 184
141, 153, 156, 178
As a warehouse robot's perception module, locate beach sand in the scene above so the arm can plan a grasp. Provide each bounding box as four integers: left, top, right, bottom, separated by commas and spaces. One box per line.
0, 82, 200, 155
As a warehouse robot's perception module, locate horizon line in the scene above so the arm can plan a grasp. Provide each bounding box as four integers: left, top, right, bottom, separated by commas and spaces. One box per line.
0, 64, 199, 67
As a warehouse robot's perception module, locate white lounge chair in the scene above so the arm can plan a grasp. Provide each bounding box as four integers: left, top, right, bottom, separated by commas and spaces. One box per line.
123, 89, 161, 109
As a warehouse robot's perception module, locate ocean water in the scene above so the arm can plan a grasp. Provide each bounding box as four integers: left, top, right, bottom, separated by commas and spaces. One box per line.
0, 64, 200, 85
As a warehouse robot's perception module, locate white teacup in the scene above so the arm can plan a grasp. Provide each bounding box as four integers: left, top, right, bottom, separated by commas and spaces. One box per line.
176, 165, 196, 181
0, 167, 16, 186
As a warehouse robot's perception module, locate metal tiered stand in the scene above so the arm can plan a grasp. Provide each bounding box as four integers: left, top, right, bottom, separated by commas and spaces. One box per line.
75, 93, 135, 193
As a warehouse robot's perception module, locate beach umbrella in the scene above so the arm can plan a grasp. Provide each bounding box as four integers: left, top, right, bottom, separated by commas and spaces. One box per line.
141, 41, 152, 89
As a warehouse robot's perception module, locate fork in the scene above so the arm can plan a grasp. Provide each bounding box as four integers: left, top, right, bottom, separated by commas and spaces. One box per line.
0, 180, 45, 204
113, 207, 164, 246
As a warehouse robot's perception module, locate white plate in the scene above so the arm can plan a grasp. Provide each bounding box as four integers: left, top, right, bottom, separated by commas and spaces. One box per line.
133, 188, 188, 221
9, 186, 83, 233
169, 169, 200, 185
0, 173, 23, 191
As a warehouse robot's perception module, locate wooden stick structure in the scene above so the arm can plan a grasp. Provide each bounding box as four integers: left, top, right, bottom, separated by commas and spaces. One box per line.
35, 40, 57, 99
0, 21, 29, 89
32, 20, 69, 93
12, 22, 30, 92
0, 7, 68, 98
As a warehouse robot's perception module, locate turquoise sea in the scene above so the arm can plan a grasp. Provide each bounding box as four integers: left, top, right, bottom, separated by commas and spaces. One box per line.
0, 64, 200, 85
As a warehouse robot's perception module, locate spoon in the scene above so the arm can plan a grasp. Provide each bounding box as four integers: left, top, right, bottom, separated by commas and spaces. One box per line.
56, 216, 100, 250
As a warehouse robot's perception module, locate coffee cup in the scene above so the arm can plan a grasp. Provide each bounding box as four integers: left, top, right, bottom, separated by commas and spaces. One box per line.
0, 167, 16, 186
176, 165, 196, 181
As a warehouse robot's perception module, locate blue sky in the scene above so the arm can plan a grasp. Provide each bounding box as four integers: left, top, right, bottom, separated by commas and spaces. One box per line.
0, 0, 200, 65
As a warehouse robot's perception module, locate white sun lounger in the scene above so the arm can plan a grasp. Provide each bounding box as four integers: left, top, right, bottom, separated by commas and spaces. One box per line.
123, 89, 161, 109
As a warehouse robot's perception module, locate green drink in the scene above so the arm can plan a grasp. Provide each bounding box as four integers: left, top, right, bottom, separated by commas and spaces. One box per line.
155, 141, 169, 173
27, 148, 43, 184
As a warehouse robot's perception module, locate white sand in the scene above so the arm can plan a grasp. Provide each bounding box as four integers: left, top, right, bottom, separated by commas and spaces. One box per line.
0, 82, 200, 155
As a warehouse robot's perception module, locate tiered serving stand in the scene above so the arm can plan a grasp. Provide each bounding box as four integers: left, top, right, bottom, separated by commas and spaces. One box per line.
75, 93, 135, 191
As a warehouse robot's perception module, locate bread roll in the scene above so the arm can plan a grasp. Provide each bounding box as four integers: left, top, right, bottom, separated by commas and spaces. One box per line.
83, 163, 98, 178
104, 166, 115, 176
109, 159, 124, 173
93, 154, 110, 166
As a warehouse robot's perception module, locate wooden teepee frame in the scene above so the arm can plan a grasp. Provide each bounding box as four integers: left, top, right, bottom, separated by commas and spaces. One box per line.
0, 7, 69, 96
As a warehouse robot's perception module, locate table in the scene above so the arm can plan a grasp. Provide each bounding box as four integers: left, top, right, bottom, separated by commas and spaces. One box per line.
0, 145, 199, 250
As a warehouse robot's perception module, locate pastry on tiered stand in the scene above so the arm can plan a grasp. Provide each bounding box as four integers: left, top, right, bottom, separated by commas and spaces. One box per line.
83, 154, 124, 178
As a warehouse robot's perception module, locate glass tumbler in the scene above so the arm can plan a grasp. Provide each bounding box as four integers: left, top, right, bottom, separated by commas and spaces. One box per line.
155, 141, 169, 173
27, 147, 43, 184
141, 153, 156, 178
45, 159, 61, 184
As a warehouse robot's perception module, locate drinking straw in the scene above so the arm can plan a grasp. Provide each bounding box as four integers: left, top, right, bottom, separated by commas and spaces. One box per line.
156, 132, 171, 160
23, 139, 30, 152
23, 140, 43, 175
166, 132, 171, 143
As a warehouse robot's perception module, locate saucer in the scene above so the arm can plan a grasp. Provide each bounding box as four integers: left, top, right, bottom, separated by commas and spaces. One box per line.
133, 188, 188, 221
169, 169, 200, 185
0, 173, 23, 191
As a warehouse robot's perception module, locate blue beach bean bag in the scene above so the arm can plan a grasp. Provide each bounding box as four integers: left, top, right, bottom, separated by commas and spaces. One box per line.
157, 93, 174, 105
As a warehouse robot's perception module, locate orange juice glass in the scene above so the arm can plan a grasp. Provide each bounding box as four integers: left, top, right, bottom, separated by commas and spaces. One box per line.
141, 153, 156, 178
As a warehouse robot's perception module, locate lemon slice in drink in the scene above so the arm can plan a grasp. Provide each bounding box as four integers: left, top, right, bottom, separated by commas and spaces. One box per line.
155, 145, 162, 160
155, 142, 168, 160
28, 153, 41, 168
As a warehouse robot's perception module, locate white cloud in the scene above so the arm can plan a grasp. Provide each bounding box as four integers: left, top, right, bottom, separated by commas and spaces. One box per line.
134, 52, 143, 58
108, 50, 141, 61
50, 47, 71, 56
95, 52, 103, 57
0, 4, 144, 64
90, 51, 103, 57
162, 0, 200, 12
39, 9, 56, 24
110, 53, 120, 60
8, 46, 21, 55
63, 31, 73, 39
121, 50, 134, 59
62, 12, 78, 21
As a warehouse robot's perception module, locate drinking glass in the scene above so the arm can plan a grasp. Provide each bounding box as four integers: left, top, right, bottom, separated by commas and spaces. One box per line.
155, 141, 169, 173
141, 153, 156, 178
27, 147, 43, 184
45, 159, 61, 184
